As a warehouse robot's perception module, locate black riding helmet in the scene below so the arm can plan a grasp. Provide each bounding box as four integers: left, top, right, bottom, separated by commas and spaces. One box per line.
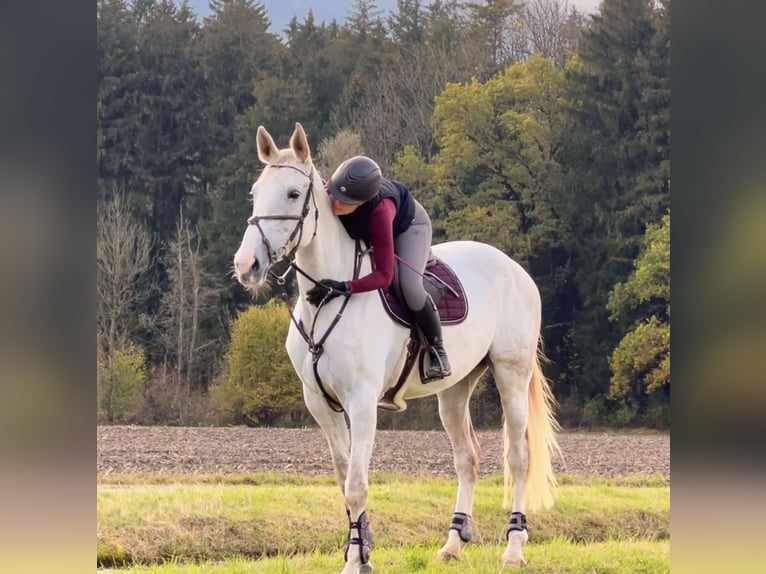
327, 156, 382, 205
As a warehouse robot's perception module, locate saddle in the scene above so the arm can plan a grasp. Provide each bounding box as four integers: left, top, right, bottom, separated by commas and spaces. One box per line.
377, 256, 468, 411
378, 256, 468, 328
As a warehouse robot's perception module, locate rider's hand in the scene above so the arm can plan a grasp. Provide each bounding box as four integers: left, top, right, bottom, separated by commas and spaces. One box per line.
306, 279, 348, 306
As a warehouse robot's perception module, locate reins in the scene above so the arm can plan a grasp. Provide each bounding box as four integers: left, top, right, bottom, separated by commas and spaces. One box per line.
296, 239, 365, 413
278, 241, 365, 414
247, 162, 364, 413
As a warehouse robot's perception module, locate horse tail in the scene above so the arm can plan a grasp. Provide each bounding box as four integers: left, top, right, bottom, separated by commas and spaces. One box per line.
503, 345, 561, 511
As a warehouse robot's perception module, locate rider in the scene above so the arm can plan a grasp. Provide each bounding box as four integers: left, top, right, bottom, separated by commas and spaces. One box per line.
306, 155, 451, 381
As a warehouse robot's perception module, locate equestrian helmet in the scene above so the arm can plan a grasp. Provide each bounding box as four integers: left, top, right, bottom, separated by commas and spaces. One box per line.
327, 156, 382, 205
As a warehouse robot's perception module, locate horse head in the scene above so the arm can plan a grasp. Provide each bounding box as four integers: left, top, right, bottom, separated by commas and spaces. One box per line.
233, 122, 320, 290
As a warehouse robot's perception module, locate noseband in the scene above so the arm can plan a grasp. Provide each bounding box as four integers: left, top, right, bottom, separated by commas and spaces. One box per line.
247, 163, 318, 279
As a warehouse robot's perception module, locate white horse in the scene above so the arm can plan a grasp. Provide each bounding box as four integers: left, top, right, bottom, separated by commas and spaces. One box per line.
234, 123, 560, 573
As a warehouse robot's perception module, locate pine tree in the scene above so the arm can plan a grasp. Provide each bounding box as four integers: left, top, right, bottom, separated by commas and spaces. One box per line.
554, 0, 670, 402
284, 12, 348, 138
634, 0, 670, 217
200, 0, 282, 164
125, 0, 207, 240
194, 0, 288, 319
97, 0, 140, 193
464, 0, 524, 73
388, 0, 426, 46
331, 0, 392, 135
346, 0, 385, 40
424, 0, 465, 51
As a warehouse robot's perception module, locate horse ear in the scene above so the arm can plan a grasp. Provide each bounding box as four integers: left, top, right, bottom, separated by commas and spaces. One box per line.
256, 126, 279, 164
290, 122, 311, 163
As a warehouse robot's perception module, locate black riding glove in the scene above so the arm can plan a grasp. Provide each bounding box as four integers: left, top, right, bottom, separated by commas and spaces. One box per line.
306, 279, 348, 306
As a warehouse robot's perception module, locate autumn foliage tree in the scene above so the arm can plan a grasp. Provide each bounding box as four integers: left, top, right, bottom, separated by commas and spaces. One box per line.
210, 301, 307, 426
419, 55, 565, 261
607, 212, 670, 410
98, 342, 148, 423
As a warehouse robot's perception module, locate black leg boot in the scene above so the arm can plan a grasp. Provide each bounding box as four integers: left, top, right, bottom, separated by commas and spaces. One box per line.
413, 296, 451, 381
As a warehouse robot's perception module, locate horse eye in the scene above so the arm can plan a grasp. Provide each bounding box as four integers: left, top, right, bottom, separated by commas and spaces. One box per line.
288, 189, 301, 200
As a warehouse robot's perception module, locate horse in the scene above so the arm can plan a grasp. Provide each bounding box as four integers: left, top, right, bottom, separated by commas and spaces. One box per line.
233, 123, 560, 573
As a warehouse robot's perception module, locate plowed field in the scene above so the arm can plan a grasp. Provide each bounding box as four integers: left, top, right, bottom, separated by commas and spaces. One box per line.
97, 426, 669, 479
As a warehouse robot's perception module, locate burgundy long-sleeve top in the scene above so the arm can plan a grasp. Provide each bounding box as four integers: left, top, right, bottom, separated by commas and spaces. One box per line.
345, 198, 396, 293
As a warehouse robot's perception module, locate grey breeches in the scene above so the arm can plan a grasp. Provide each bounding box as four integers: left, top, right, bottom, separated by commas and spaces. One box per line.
394, 200, 431, 311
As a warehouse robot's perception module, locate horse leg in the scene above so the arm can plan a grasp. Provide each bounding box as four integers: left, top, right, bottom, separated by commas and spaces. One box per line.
491, 360, 533, 568
340, 394, 378, 574
435, 365, 486, 561
303, 388, 350, 492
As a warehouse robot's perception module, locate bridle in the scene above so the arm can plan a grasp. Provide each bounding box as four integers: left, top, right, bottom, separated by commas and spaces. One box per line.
245, 162, 364, 413
247, 163, 319, 283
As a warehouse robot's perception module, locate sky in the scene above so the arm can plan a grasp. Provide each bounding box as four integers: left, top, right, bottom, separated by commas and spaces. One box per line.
184, 0, 601, 34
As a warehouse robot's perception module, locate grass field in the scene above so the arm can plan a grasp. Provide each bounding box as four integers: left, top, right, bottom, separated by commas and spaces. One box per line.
98, 473, 669, 573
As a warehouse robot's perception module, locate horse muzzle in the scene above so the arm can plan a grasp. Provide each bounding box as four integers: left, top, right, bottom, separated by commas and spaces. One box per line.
234, 253, 267, 287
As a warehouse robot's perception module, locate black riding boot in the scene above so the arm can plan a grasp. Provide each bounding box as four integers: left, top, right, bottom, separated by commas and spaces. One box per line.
413, 296, 451, 380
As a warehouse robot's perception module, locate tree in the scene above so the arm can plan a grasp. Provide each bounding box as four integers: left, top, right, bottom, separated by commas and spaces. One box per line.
424, 55, 567, 264
156, 206, 222, 391
330, 0, 391, 136
199, 0, 283, 163
552, 0, 670, 400
97, 0, 140, 190
196, 1, 292, 319
634, 0, 670, 216
104, 0, 207, 241
562, 0, 667, 235
390, 56, 572, 386
464, 0, 525, 72
315, 129, 366, 177
607, 212, 670, 405
388, 0, 426, 46
97, 190, 157, 422
522, 0, 586, 67
210, 301, 305, 425
424, 0, 466, 51
97, 190, 156, 359
283, 12, 347, 139
349, 34, 491, 168
98, 343, 148, 423
198, 70, 313, 314
346, 0, 385, 39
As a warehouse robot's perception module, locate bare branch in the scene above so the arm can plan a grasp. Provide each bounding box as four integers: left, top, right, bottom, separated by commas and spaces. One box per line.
96, 188, 155, 356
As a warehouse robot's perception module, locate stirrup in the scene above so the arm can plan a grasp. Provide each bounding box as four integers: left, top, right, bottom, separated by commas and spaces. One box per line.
423, 348, 451, 382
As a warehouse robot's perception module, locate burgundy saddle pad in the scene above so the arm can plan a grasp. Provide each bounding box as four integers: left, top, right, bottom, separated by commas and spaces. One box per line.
378, 257, 468, 328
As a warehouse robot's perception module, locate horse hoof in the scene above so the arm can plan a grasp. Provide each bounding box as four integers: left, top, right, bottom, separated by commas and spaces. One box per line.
437, 551, 460, 562
501, 556, 527, 568
359, 563, 374, 574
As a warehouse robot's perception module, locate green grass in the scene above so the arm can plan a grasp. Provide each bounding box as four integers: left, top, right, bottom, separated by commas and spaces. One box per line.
108, 540, 670, 573
98, 473, 669, 572
98, 471, 669, 488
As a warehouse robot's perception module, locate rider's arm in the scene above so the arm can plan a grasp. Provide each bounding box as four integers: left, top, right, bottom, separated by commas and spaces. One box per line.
345, 199, 396, 293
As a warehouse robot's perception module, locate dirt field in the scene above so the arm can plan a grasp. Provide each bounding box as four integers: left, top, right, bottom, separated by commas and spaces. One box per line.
97, 426, 669, 479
